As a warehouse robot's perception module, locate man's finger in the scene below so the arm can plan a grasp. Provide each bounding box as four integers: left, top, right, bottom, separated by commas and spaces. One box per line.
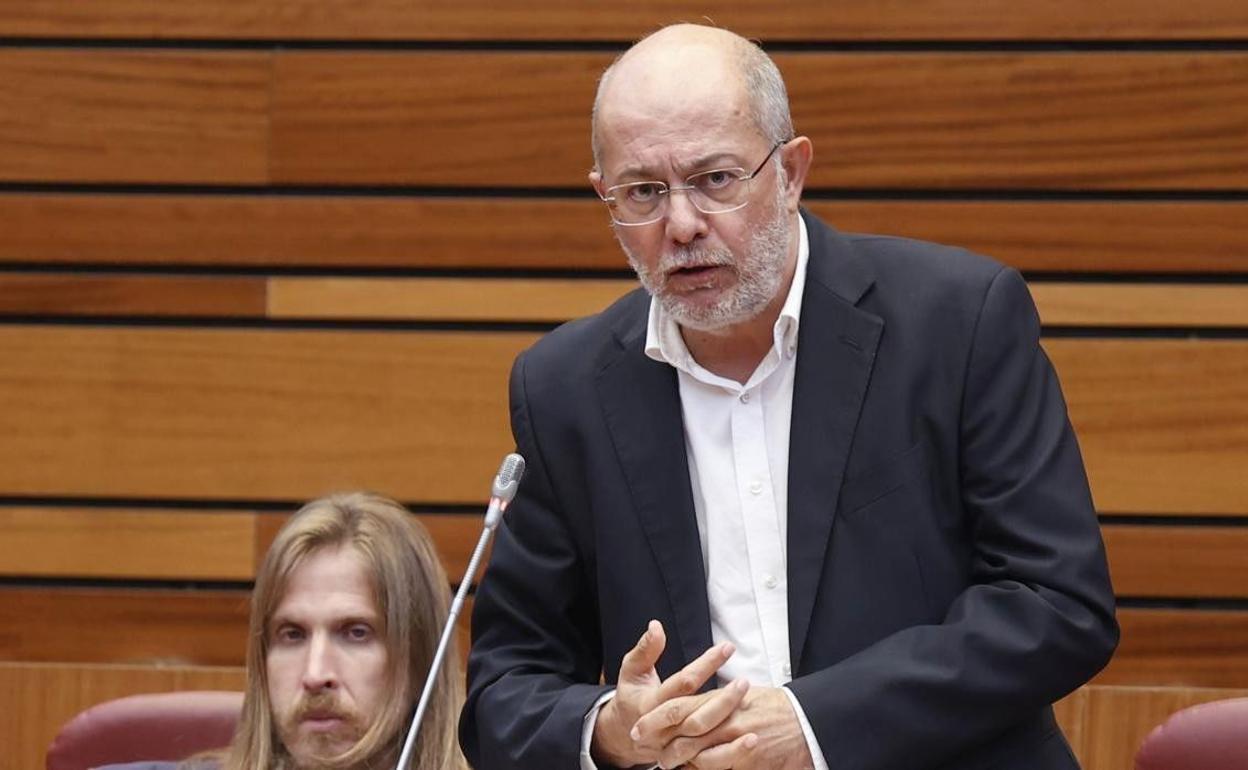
686, 731, 759, 770
618, 619, 666, 685
674, 678, 749, 738
654, 640, 735, 702
630, 692, 708, 751
633, 678, 748, 747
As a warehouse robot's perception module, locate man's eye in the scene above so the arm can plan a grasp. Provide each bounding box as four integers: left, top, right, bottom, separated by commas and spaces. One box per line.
626, 183, 661, 203
697, 170, 736, 190
345, 624, 374, 642
274, 626, 304, 644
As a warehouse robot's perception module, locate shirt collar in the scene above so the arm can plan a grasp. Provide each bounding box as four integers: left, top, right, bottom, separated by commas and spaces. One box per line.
645, 215, 810, 371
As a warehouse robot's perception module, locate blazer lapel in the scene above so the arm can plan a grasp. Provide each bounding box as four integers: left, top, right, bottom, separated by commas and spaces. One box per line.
596, 313, 713, 667
787, 213, 884, 672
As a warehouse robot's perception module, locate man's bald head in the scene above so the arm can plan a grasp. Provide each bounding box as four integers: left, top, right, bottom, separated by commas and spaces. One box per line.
591, 24, 792, 170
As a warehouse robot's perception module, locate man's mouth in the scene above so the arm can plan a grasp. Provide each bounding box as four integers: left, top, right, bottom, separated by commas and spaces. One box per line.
665, 264, 726, 288
299, 709, 347, 729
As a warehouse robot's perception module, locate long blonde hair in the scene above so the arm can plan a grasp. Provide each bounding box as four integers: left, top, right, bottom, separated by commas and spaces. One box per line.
221, 492, 466, 770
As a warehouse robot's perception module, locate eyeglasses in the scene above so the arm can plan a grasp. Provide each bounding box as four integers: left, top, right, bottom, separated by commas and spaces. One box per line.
599, 140, 788, 226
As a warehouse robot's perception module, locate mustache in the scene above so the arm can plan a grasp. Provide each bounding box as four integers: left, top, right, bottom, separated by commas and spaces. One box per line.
659, 245, 733, 273
289, 691, 362, 725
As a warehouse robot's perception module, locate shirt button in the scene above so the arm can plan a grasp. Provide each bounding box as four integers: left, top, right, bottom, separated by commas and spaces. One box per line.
763, 574, 777, 589
782, 662, 792, 677
739, 391, 750, 403
749, 480, 763, 495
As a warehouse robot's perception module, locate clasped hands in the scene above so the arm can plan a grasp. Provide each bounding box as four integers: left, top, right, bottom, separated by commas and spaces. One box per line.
591, 620, 812, 770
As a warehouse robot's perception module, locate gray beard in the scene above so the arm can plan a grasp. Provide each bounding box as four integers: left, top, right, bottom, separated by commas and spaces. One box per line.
623, 187, 791, 332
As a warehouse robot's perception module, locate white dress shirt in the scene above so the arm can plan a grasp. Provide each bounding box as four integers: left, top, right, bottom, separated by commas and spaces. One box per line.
580, 218, 828, 770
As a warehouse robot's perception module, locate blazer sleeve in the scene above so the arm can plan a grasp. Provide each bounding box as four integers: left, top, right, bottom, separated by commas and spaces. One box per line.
459, 350, 612, 770
786, 267, 1119, 769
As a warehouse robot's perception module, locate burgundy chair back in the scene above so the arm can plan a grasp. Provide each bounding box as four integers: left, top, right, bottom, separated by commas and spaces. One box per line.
46, 691, 243, 770
1134, 696, 1248, 770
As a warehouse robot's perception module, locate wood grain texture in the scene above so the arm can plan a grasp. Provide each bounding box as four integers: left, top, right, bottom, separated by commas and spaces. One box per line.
1, 0, 1245, 40
270, 52, 1248, 189
0, 326, 525, 502
0, 587, 473, 668
1046, 339, 1248, 515
1103, 525, 1248, 598
1079, 685, 1248, 770
0, 327, 1244, 513
0, 661, 246, 770
0, 507, 256, 580
266, 276, 635, 322
0, 50, 270, 184
3, 194, 1245, 273
0, 274, 267, 317
269, 51, 606, 185
1102, 609, 1248, 688
1030, 284, 1248, 328
0, 586, 251, 665
0, 507, 483, 583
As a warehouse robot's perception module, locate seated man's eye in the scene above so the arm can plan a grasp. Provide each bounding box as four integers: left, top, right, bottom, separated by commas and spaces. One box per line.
274, 626, 304, 644
345, 624, 374, 642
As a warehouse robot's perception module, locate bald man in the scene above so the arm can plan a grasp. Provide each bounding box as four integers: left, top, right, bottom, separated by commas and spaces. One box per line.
461, 24, 1117, 770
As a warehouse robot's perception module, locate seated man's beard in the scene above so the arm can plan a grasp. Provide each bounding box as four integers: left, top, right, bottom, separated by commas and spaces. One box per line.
277, 690, 369, 768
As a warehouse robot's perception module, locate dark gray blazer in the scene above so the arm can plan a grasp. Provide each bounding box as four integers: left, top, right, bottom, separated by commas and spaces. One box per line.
461, 210, 1118, 770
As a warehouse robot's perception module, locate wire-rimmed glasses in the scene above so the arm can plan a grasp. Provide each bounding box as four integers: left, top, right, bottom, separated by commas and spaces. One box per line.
599, 140, 787, 226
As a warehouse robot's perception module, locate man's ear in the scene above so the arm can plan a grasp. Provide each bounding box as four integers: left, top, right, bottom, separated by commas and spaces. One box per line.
781, 136, 813, 209
588, 169, 605, 199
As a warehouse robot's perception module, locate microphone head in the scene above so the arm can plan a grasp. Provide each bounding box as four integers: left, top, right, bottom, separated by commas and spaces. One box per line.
491, 453, 526, 503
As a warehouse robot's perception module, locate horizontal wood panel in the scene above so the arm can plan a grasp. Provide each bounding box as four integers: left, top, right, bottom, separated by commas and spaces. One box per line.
0, 507, 483, 582
0, 274, 266, 316
1102, 525, 1248, 598
1101, 609, 1248, 688
1080, 685, 1248, 770
2, 1, 1247, 40
266, 276, 633, 322
0, 328, 1243, 513
0, 50, 270, 184
0, 587, 473, 668
1030, 284, 1248, 328
0, 661, 246, 770
269, 51, 605, 186
272, 52, 1248, 189
0, 326, 523, 502
7, 273, 1248, 328
0, 507, 256, 581
3, 195, 1245, 273
1046, 339, 1248, 515
0, 586, 251, 666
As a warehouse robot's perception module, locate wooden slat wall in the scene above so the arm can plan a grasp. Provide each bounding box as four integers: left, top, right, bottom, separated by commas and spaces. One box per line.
2, 5, 1246, 769
1, 1, 1247, 41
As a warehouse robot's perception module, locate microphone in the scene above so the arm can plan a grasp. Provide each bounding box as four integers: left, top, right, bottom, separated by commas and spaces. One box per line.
395, 452, 525, 770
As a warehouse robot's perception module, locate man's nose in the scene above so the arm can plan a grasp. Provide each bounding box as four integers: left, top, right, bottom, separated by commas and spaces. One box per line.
300, 633, 338, 691
663, 190, 709, 244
